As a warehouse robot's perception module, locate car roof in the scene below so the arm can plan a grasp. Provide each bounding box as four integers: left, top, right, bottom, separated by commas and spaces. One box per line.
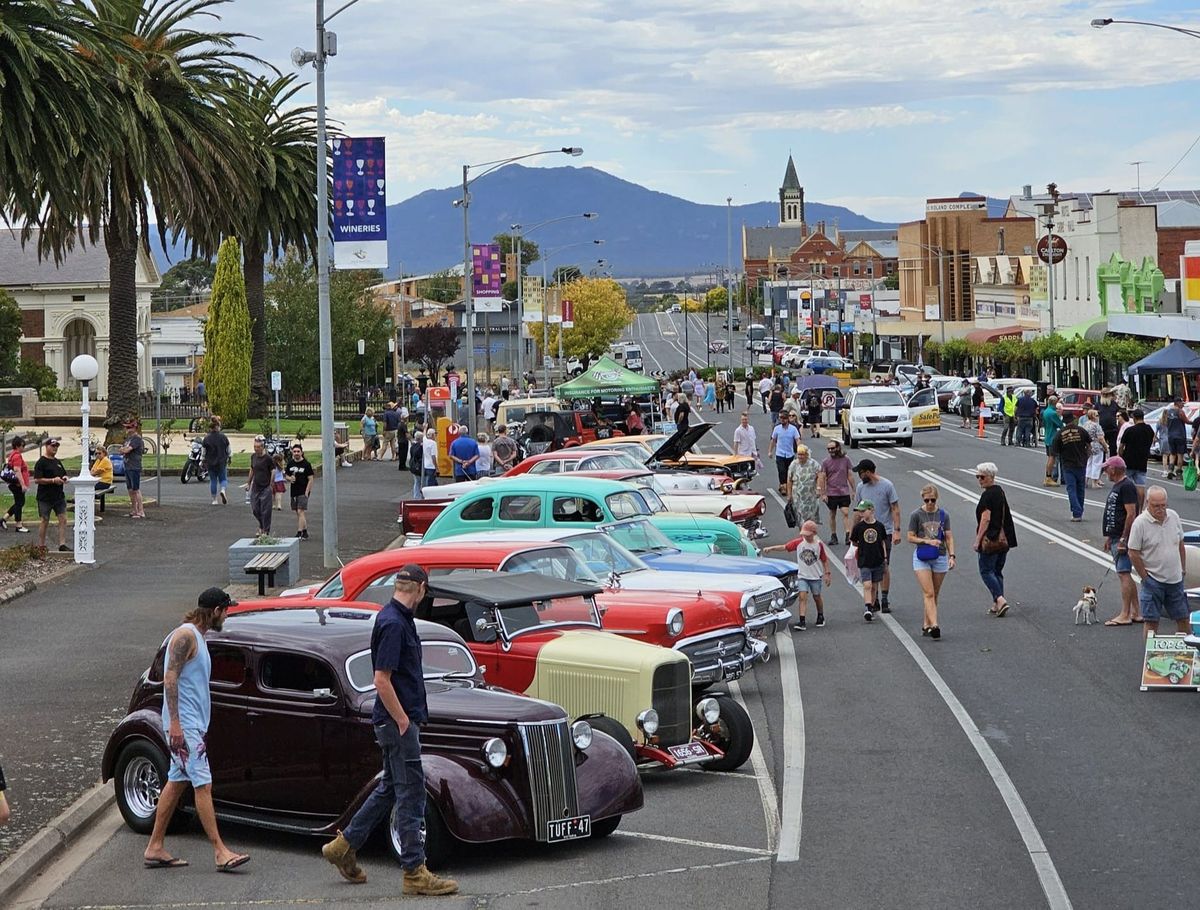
219, 604, 458, 651
457, 475, 639, 495
428, 571, 603, 606
339, 540, 550, 578
521, 450, 612, 463
452, 528, 602, 544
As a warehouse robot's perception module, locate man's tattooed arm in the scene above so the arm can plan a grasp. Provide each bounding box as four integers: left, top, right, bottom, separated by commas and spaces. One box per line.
164, 631, 195, 761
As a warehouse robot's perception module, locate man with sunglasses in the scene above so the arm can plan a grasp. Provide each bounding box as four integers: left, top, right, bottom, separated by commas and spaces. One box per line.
818, 440, 855, 544
286, 444, 315, 540
33, 437, 70, 551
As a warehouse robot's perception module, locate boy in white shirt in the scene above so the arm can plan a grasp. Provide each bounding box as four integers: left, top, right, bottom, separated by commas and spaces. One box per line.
762, 519, 831, 631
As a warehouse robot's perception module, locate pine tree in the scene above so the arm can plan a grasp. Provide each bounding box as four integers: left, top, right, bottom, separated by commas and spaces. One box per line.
204, 238, 252, 428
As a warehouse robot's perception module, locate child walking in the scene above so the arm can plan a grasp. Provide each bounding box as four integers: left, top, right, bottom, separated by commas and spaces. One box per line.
849, 500, 888, 623
762, 519, 832, 631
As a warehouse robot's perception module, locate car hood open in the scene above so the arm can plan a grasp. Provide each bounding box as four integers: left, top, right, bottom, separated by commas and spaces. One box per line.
648, 422, 716, 464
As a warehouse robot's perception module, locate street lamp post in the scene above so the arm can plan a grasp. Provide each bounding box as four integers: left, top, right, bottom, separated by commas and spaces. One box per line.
510, 212, 597, 390
357, 338, 366, 414
457, 148, 583, 435
292, 0, 364, 568
727, 197, 735, 377
69, 354, 99, 566
1091, 17, 1200, 40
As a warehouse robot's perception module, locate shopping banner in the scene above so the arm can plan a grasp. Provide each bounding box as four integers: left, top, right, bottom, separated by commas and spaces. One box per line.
1182, 252, 1200, 309
472, 243, 504, 313
1140, 634, 1199, 690
523, 274, 544, 323
562, 299, 574, 329
547, 286, 562, 324
332, 136, 388, 269
1028, 264, 1048, 309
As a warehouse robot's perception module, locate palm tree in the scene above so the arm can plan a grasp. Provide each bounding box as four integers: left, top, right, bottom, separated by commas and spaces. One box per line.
0, 1, 115, 254
44, 0, 257, 425
223, 73, 322, 417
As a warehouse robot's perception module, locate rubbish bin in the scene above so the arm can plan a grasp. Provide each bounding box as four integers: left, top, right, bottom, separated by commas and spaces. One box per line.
333, 422, 349, 462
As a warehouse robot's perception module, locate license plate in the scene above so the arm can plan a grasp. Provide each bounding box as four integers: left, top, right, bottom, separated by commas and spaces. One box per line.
547, 814, 591, 842
667, 741, 710, 763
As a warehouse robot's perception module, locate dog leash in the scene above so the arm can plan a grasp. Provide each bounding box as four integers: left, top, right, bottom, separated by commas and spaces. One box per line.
1094, 564, 1114, 595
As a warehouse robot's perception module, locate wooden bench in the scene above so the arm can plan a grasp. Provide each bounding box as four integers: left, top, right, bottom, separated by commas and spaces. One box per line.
243, 552, 290, 596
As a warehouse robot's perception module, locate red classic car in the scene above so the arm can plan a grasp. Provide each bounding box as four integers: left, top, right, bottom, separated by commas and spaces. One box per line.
102, 604, 642, 867
1055, 388, 1101, 419
277, 572, 752, 772
278, 539, 764, 708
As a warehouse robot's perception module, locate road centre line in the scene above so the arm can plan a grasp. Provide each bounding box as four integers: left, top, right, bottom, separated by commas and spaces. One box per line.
615, 830, 776, 856
804, 485, 1073, 910
769, 620, 806, 863
729, 679, 781, 853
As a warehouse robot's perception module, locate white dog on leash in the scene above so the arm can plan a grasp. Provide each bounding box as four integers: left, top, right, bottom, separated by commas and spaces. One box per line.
1072, 586, 1098, 625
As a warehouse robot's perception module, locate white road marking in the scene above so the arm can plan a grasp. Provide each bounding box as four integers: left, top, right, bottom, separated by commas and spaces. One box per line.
615, 830, 776, 856
817, 514, 1074, 910
857, 446, 897, 459
729, 680, 781, 853
889, 446, 935, 458
770, 621, 806, 863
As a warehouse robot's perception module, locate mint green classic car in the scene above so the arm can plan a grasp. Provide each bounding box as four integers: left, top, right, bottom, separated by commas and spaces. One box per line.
405, 476, 757, 557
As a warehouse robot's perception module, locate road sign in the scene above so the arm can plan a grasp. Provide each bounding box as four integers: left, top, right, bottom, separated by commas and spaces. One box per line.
270, 370, 282, 391
428, 386, 450, 401
821, 391, 836, 409
1036, 233, 1068, 264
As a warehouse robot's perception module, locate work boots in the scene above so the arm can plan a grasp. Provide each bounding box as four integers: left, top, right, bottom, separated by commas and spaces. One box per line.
403, 863, 460, 896
321, 831, 367, 884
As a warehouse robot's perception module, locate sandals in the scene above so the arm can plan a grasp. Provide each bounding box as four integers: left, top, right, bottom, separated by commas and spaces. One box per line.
144, 857, 189, 869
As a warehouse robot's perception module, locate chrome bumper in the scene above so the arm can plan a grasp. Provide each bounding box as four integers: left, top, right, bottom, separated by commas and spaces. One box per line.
745, 607, 792, 637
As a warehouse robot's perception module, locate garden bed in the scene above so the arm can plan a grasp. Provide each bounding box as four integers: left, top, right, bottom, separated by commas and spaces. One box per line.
0, 544, 72, 599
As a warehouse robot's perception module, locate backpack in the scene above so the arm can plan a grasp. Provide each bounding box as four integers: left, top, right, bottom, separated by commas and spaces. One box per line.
407, 439, 423, 475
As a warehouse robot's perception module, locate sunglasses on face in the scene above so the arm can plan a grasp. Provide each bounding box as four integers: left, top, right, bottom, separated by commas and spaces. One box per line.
924, 497, 938, 504
975, 475, 986, 480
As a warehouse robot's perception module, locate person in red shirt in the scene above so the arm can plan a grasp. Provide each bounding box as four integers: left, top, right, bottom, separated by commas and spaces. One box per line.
762, 520, 832, 631
1, 436, 31, 532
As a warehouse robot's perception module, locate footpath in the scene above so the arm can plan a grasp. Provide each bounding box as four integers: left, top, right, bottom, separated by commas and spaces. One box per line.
0, 456, 409, 867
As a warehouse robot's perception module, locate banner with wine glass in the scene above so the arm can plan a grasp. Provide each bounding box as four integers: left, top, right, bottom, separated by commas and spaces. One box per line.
332, 136, 388, 270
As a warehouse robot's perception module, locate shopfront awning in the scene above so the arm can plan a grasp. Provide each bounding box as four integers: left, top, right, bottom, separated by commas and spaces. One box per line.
1053, 316, 1107, 341
964, 324, 1024, 344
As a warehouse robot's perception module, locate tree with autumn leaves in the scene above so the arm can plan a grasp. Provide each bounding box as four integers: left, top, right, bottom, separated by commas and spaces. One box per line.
537, 277, 635, 361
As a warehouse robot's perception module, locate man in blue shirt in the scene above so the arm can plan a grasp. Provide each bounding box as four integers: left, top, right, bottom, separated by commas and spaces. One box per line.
448, 431, 480, 480
1015, 388, 1038, 447
323, 566, 458, 895
768, 411, 802, 494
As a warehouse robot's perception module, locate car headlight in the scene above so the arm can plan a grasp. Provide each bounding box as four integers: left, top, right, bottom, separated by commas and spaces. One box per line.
571, 720, 593, 750
666, 608, 684, 638
742, 596, 759, 619
695, 697, 720, 725
636, 709, 659, 736
772, 593, 785, 609
482, 737, 508, 769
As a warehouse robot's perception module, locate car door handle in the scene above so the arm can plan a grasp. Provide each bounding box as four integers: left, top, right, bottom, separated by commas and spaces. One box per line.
245, 711, 261, 719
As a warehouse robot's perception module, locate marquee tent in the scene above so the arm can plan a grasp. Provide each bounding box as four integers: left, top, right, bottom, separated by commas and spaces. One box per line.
555, 356, 659, 397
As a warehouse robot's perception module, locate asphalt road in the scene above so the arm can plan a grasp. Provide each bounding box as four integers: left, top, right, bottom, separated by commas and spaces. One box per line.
8, 317, 1200, 909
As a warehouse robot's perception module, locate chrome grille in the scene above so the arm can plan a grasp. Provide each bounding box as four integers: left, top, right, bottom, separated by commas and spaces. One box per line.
518, 721, 580, 841
651, 662, 691, 747
752, 591, 777, 614
680, 631, 747, 665
865, 415, 897, 424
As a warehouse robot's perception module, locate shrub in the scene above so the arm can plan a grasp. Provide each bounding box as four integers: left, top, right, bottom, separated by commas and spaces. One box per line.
0, 543, 48, 572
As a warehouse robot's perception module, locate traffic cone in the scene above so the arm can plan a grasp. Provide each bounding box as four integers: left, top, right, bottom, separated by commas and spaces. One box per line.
977, 413, 986, 438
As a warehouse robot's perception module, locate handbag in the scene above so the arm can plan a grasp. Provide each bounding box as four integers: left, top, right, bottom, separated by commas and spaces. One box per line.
844, 544, 860, 583
979, 501, 1010, 554
783, 500, 797, 528
916, 508, 944, 561
1184, 461, 1198, 492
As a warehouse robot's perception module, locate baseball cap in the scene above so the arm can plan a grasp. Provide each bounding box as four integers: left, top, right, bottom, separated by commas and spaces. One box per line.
1101, 455, 1126, 472
197, 586, 237, 611
853, 458, 876, 473
45, 436, 62, 446
791, 388, 801, 396
853, 499, 875, 512
394, 564, 429, 584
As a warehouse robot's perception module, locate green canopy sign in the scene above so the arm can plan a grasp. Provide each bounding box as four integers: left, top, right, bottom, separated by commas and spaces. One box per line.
556, 355, 659, 397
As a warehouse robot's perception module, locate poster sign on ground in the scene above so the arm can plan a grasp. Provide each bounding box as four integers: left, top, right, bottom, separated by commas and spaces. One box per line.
332, 136, 387, 269
1140, 634, 1199, 690
471, 243, 504, 313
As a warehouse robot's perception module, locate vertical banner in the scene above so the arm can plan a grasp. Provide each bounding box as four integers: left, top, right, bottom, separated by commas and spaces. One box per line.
332, 136, 388, 269
1028, 264, 1049, 310
1181, 252, 1200, 310
859, 293, 872, 311
547, 287, 563, 324
562, 299, 574, 328
523, 275, 544, 323
472, 243, 504, 313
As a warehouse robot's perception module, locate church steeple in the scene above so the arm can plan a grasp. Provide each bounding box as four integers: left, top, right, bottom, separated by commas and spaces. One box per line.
779, 154, 804, 227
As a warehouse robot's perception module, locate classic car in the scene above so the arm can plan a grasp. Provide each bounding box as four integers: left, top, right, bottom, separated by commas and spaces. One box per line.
276, 539, 768, 688
579, 423, 756, 485
1145, 654, 1191, 684
1055, 388, 1101, 419
102, 605, 643, 866
371, 573, 752, 771
573, 469, 767, 535
447, 524, 795, 644
403, 476, 760, 558
519, 409, 622, 454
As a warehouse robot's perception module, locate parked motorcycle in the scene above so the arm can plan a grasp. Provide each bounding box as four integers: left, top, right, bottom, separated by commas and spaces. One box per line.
180, 437, 210, 484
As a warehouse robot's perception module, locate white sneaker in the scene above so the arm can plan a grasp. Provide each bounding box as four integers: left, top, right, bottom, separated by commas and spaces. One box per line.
211, 499, 220, 506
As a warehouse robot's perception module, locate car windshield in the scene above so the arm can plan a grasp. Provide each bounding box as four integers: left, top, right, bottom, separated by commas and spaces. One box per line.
501, 546, 603, 584
567, 532, 648, 575
497, 595, 603, 637
314, 573, 344, 600
347, 641, 477, 691
854, 390, 906, 407
606, 518, 678, 554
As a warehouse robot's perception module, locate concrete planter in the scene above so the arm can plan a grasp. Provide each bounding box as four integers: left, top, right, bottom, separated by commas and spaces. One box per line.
227, 537, 301, 588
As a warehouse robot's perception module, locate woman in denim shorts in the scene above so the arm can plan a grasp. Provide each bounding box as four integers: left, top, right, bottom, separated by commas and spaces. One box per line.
907, 483, 956, 639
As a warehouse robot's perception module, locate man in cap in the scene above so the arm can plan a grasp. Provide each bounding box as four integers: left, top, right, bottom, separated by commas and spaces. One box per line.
1100, 456, 1142, 625
32, 437, 69, 551
322, 565, 458, 895
852, 459, 901, 612
380, 402, 402, 462
143, 588, 249, 872
121, 418, 146, 518
849, 500, 888, 622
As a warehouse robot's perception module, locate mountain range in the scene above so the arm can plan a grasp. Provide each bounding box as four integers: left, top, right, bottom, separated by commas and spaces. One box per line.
151, 164, 898, 278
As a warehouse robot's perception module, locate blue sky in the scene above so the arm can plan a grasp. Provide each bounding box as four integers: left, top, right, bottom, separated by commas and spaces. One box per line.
216, 0, 1200, 223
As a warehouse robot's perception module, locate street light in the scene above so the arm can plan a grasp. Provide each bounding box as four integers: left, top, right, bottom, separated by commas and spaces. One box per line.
357, 337, 366, 414
292, 0, 364, 568
541, 239, 604, 387
457, 147, 584, 435
510, 212, 597, 385
69, 354, 99, 566
1091, 17, 1200, 39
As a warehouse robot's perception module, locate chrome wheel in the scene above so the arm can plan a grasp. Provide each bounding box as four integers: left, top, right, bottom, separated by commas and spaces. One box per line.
122, 755, 162, 819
